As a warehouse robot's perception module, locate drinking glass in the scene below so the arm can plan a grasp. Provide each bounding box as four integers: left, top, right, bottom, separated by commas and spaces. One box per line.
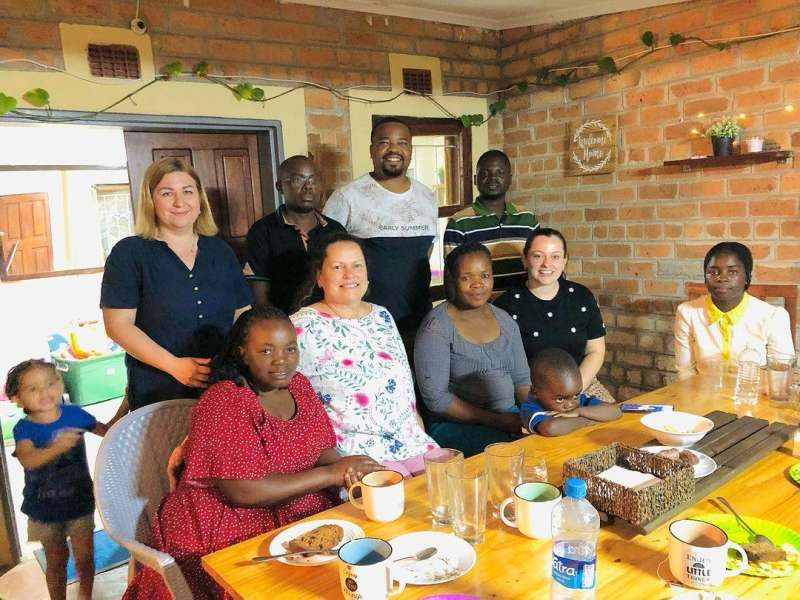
522, 451, 548, 483
699, 357, 727, 390
423, 448, 464, 526
767, 352, 795, 402
446, 462, 488, 545
485, 442, 524, 518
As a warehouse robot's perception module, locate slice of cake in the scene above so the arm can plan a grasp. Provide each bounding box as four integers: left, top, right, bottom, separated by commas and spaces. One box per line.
287, 524, 345, 553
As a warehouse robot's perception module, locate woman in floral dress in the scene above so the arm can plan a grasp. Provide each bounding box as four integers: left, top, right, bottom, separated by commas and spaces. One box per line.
122, 306, 379, 599
291, 233, 437, 477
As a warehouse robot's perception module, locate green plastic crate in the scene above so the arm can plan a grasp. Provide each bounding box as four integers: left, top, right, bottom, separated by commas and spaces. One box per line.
52, 351, 127, 406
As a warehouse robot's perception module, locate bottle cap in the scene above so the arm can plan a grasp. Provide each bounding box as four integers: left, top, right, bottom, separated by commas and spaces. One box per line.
564, 477, 587, 499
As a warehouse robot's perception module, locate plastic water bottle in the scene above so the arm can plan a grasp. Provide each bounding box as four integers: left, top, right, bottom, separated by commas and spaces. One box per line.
551, 477, 599, 600
733, 346, 761, 405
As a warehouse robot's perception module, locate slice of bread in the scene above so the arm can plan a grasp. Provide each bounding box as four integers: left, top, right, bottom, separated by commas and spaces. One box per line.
743, 541, 786, 563
287, 524, 345, 553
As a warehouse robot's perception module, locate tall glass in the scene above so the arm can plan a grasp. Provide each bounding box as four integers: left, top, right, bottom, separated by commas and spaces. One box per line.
767, 352, 794, 402
485, 442, 524, 518
423, 448, 464, 526
446, 462, 488, 545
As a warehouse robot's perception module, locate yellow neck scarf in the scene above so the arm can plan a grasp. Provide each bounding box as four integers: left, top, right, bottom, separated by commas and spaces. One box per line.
706, 293, 749, 360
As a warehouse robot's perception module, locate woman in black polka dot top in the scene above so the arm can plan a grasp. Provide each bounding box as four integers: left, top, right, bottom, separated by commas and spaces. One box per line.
494, 228, 614, 403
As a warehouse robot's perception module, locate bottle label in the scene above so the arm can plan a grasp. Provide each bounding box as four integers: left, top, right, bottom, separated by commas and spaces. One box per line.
552, 553, 596, 589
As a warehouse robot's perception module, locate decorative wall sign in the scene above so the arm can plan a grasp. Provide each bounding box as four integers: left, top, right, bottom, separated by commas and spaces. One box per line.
567, 117, 617, 176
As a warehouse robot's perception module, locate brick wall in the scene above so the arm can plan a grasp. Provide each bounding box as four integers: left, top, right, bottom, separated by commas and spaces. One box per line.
0, 0, 499, 92
498, 0, 800, 399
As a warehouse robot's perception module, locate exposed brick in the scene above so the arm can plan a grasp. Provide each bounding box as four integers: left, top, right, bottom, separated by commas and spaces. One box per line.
750, 197, 798, 216
718, 68, 765, 91
641, 104, 680, 125
605, 69, 642, 92
624, 87, 666, 107
771, 60, 800, 82
582, 260, 616, 274
657, 203, 698, 219
644, 279, 681, 296
670, 78, 713, 98
729, 177, 778, 195
635, 242, 672, 258
734, 87, 782, 110
777, 243, 800, 260
624, 126, 661, 145
619, 261, 656, 278
729, 221, 751, 238
618, 205, 655, 220
585, 208, 616, 221
690, 51, 737, 75
679, 180, 725, 198
780, 221, 800, 238
640, 184, 678, 200
684, 97, 730, 117
700, 200, 747, 217
754, 264, 800, 283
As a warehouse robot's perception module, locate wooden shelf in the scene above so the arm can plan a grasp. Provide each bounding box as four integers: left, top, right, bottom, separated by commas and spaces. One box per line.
663, 150, 793, 171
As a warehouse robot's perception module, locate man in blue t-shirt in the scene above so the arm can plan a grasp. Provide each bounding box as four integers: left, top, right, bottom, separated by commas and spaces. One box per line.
324, 117, 437, 338
521, 348, 621, 436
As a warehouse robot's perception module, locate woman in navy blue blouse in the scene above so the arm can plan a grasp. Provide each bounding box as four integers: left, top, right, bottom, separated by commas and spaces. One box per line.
101, 158, 251, 410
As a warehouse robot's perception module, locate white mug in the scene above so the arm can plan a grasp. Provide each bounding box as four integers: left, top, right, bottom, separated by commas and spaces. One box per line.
669, 519, 749, 589
338, 538, 405, 600
348, 470, 404, 522
500, 482, 561, 539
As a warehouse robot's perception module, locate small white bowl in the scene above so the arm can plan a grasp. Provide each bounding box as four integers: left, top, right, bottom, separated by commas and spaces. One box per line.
640, 411, 714, 447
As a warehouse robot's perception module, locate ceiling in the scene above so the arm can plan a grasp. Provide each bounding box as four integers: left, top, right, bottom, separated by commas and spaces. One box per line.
283, 0, 689, 30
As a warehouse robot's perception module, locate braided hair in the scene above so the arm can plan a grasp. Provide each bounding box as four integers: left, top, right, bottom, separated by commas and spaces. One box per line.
209, 305, 293, 386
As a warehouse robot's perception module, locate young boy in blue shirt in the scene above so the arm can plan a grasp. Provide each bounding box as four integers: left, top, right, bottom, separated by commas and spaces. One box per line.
7, 359, 107, 600
521, 348, 621, 436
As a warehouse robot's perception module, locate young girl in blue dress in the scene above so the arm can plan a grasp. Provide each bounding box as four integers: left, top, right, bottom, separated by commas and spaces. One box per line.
6, 359, 107, 600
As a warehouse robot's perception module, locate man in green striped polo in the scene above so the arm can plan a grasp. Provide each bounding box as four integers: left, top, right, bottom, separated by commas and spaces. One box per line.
443, 150, 539, 291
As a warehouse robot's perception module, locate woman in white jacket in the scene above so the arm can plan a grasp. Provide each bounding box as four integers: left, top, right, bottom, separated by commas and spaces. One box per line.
674, 241, 794, 379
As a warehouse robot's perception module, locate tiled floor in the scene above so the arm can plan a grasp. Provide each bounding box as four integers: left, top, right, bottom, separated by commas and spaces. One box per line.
1, 398, 128, 599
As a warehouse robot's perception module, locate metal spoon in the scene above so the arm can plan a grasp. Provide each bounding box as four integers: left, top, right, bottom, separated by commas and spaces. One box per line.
716, 496, 774, 546
250, 548, 337, 562
394, 546, 438, 563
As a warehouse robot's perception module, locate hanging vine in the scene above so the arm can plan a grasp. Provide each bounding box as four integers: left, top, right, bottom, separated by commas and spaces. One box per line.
0, 22, 798, 127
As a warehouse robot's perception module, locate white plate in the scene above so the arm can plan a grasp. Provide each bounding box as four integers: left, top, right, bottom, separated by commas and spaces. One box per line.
388, 531, 476, 585
671, 592, 737, 600
268, 519, 365, 566
641, 445, 718, 479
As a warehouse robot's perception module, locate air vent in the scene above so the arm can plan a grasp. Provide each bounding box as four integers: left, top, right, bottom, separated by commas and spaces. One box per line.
87, 44, 141, 79
402, 68, 433, 94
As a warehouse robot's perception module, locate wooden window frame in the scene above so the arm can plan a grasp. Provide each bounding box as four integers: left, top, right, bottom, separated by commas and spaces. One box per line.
372, 115, 472, 218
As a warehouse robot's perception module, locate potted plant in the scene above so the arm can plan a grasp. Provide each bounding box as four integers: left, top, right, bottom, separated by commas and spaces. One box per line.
707, 117, 742, 157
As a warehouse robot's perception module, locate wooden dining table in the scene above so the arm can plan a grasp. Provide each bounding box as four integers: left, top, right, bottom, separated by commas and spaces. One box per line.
202, 375, 800, 599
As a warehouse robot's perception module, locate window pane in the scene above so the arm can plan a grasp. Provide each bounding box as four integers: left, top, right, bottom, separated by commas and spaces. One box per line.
408, 135, 459, 208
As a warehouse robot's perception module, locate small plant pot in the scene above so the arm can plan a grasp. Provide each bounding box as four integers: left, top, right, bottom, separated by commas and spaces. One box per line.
711, 136, 734, 157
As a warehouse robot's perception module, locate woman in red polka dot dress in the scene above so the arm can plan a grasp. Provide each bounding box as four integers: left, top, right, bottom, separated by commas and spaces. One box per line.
123, 306, 380, 600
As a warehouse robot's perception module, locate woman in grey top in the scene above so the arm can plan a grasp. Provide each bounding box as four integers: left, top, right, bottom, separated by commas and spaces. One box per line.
414, 242, 531, 457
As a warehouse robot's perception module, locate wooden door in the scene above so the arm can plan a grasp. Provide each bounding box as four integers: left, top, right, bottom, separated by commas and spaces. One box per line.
123, 131, 269, 262
0, 193, 53, 276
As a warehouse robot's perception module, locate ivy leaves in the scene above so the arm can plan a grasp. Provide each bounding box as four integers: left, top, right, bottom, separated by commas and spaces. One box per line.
0, 88, 50, 115
22, 88, 50, 107
0, 93, 18, 115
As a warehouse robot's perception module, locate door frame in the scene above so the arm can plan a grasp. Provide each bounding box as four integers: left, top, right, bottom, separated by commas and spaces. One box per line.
1, 110, 286, 219
0, 109, 285, 565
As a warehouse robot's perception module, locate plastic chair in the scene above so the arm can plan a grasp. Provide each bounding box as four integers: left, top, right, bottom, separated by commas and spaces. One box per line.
93, 399, 196, 600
